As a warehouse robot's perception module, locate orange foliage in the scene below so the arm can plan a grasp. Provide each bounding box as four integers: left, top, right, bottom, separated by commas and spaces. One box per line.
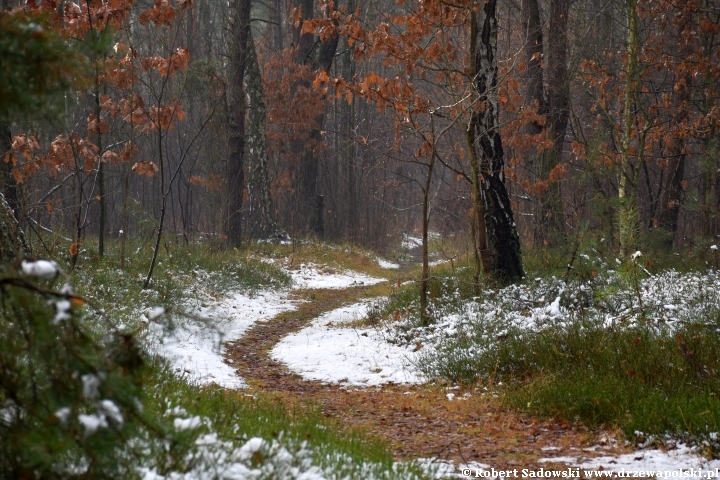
132, 160, 159, 177
9, 0, 191, 189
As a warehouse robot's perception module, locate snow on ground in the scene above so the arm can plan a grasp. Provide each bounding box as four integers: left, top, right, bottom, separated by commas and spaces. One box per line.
378, 258, 400, 269
541, 442, 720, 473
272, 299, 424, 386
288, 263, 385, 289
139, 429, 438, 480
428, 258, 450, 267
139, 408, 449, 480
146, 262, 386, 388
402, 234, 423, 249
261, 258, 386, 289
146, 290, 297, 388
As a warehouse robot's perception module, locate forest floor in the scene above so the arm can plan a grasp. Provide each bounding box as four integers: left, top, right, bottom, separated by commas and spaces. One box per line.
144, 240, 720, 475
223, 280, 633, 474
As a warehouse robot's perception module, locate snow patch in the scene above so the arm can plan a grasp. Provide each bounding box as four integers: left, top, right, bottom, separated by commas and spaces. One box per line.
148, 261, 385, 389
378, 258, 400, 269
271, 300, 423, 386
174, 416, 203, 431
402, 234, 423, 249
21, 259, 60, 280
541, 442, 720, 472
148, 290, 297, 389
287, 263, 385, 289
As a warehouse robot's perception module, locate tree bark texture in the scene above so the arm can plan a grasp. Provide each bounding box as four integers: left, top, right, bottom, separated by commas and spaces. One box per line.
0, 123, 19, 218
521, 0, 545, 138
0, 191, 29, 265
292, 2, 339, 236
471, 0, 524, 284
542, 0, 569, 240
227, 0, 251, 247
338, 0, 356, 240
656, 74, 692, 250
245, 32, 278, 239
617, 0, 640, 257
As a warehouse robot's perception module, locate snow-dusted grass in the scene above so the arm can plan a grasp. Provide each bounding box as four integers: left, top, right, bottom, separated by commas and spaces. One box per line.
135, 363, 435, 480
380, 255, 720, 451
272, 300, 423, 386
541, 441, 720, 473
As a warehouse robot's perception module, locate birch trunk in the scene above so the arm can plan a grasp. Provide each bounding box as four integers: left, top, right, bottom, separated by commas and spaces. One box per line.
470, 0, 524, 285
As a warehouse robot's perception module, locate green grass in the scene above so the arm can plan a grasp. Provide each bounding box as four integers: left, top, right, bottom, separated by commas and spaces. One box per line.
486, 318, 720, 441
141, 360, 419, 477
385, 244, 720, 450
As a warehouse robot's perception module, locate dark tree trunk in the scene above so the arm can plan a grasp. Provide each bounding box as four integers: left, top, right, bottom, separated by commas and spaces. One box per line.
656, 146, 686, 249
0, 123, 19, 218
547, 0, 570, 152
292, 2, 339, 236
542, 0, 569, 240
654, 41, 693, 250
245, 32, 278, 238
521, 0, 569, 246
655, 75, 692, 250
338, 0, 356, 240
419, 141, 436, 326
471, 0, 524, 285
521, 0, 545, 138
94, 78, 105, 257
272, 0, 284, 51
226, 0, 251, 247
0, 191, 29, 265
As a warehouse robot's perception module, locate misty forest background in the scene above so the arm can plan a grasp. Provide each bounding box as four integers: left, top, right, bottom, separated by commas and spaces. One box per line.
1, 0, 718, 278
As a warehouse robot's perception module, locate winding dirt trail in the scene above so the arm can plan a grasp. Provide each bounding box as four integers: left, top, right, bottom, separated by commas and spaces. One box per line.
224, 283, 631, 472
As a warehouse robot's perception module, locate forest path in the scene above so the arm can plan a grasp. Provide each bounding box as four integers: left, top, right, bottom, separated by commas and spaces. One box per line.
224, 282, 631, 473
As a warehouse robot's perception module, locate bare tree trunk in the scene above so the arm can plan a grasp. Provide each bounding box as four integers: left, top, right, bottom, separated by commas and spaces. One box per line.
338, 0, 356, 240
0, 123, 19, 219
521, 0, 545, 138
470, 0, 523, 285
656, 75, 692, 250
291, 0, 339, 236
656, 145, 686, 249
120, 168, 129, 270
227, 0, 251, 247
272, 0, 284, 51
617, 0, 640, 257
0, 191, 29, 265
419, 127, 437, 326
467, 9, 489, 289
542, 0, 569, 241
94, 77, 106, 257
245, 32, 278, 238
521, 0, 569, 246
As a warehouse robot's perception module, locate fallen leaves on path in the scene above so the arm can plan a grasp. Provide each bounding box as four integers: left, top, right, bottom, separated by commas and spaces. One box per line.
224, 286, 632, 471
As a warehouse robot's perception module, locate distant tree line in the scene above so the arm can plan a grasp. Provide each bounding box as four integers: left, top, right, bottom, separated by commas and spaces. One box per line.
1, 0, 719, 284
